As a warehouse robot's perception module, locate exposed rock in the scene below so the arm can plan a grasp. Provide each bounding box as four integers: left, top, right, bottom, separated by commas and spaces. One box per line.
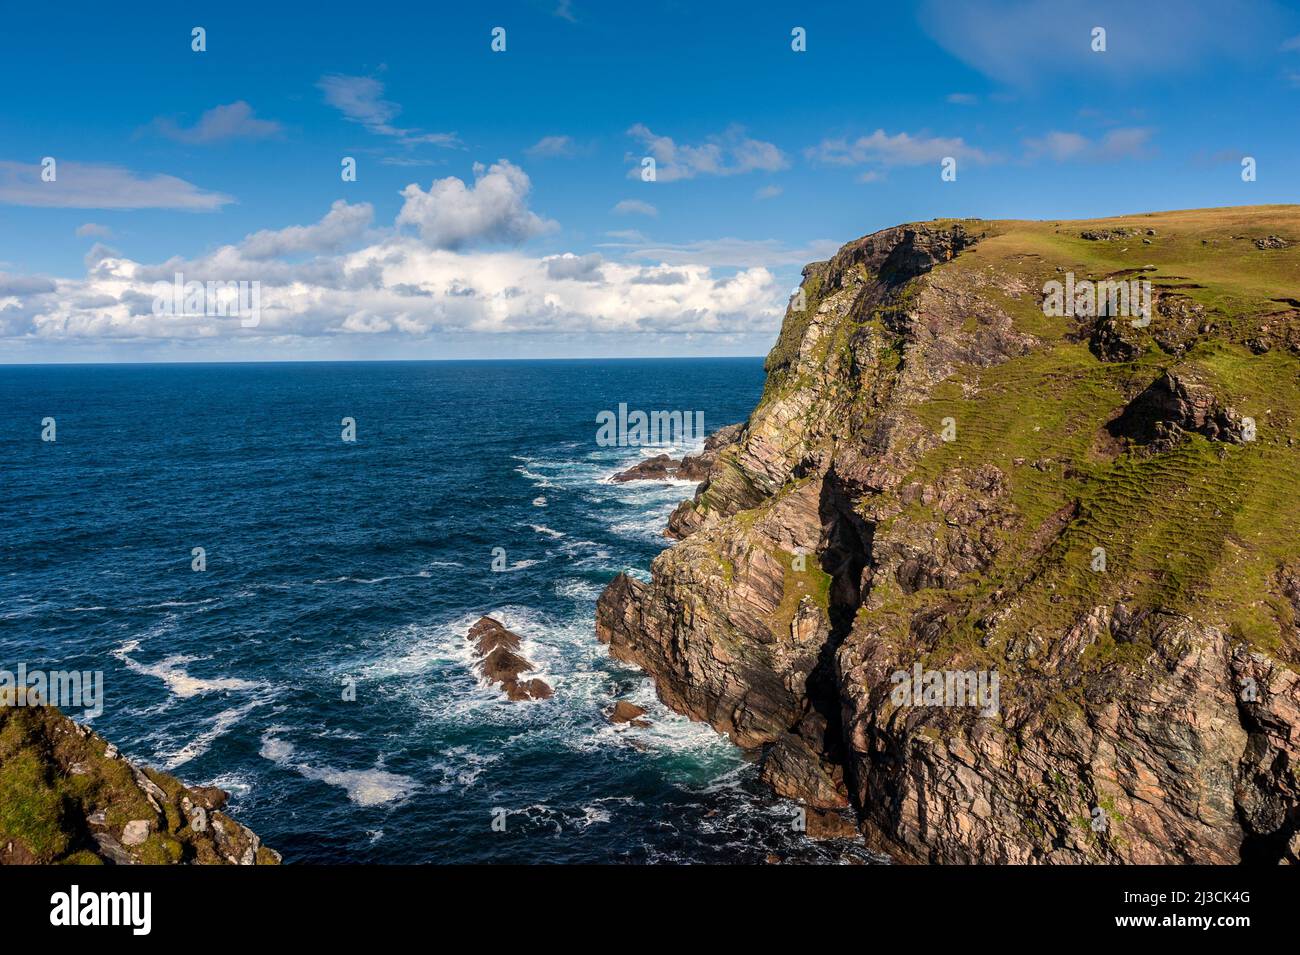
1081, 227, 1138, 241
612, 453, 681, 483
0, 692, 278, 865
804, 807, 861, 840
1255, 235, 1289, 250
609, 700, 650, 727
1108, 366, 1252, 447
120, 820, 151, 846
597, 210, 1300, 864
610, 423, 744, 485
466, 616, 553, 701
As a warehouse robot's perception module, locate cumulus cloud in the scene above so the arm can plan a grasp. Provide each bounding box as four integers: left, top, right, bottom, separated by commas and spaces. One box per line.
1, 235, 780, 343
545, 252, 604, 281
0, 160, 231, 210
148, 101, 283, 144
240, 200, 374, 259
612, 199, 658, 217
76, 223, 113, 238
625, 124, 788, 182
1022, 127, 1153, 161
317, 74, 459, 147
806, 129, 992, 166
396, 160, 557, 249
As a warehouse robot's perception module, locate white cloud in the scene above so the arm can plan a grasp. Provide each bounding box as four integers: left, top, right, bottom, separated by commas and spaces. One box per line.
1022, 127, 1153, 161
526, 135, 577, 158
76, 223, 113, 238
396, 160, 557, 249
148, 101, 282, 144
317, 74, 459, 147
946, 92, 979, 105
806, 129, 992, 166
545, 252, 604, 281
0, 160, 231, 211
754, 185, 782, 199
625, 124, 788, 181
1, 234, 782, 343
240, 200, 374, 259
612, 199, 658, 217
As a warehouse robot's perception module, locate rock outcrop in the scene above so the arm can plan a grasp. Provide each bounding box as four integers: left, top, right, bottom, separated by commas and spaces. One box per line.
467, 616, 553, 701
597, 208, 1300, 864
610, 422, 744, 485
608, 700, 650, 727
0, 692, 279, 865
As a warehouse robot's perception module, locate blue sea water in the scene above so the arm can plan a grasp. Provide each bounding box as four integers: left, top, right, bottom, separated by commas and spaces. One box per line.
2, 359, 879, 864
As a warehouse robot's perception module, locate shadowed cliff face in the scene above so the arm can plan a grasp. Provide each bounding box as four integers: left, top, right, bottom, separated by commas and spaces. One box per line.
598, 207, 1300, 864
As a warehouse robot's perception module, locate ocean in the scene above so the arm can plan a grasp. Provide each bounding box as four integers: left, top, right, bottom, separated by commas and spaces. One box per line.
2, 359, 880, 863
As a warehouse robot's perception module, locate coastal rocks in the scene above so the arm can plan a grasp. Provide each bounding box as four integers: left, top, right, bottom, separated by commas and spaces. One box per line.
467, 616, 553, 701
609, 700, 650, 727
597, 210, 1300, 864
612, 453, 681, 482
803, 807, 861, 840
0, 696, 279, 865
610, 422, 744, 485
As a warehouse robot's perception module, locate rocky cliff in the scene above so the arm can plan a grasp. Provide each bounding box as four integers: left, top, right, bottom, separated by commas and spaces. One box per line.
0, 693, 279, 865
597, 206, 1300, 864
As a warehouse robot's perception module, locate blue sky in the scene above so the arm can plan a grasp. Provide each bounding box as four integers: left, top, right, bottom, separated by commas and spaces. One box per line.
1, 0, 1297, 362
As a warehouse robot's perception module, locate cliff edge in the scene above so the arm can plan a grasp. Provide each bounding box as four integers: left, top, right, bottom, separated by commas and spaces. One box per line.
597, 206, 1300, 863
1, 692, 279, 865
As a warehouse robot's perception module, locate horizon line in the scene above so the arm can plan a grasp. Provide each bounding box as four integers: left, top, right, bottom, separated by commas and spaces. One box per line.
0, 353, 770, 368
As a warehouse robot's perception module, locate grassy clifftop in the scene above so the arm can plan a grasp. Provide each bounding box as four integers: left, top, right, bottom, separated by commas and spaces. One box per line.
0, 691, 279, 865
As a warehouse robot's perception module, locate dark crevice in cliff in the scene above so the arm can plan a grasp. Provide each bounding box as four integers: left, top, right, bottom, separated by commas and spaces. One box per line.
802, 469, 873, 789
1234, 688, 1300, 864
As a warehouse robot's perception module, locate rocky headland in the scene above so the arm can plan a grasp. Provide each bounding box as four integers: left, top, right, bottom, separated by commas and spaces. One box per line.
0, 691, 278, 865
598, 206, 1300, 864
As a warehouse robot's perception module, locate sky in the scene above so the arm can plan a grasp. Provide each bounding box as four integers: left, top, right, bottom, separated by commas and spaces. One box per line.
1, 0, 1297, 363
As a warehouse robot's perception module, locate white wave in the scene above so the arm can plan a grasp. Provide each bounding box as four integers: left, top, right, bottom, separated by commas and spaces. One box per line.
579, 805, 611, 827
161, 697, 268, 769
554, 578, 603, 601
528, 524, 565, 539
501, 558, 541, 572
258, 732, 417, 807
431, 746, 501, 792
113, 642, 264, 699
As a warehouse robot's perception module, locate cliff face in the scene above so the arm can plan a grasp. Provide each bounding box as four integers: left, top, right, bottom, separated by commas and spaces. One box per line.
597, 207, 1300, 864
0, 694, 279, 865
